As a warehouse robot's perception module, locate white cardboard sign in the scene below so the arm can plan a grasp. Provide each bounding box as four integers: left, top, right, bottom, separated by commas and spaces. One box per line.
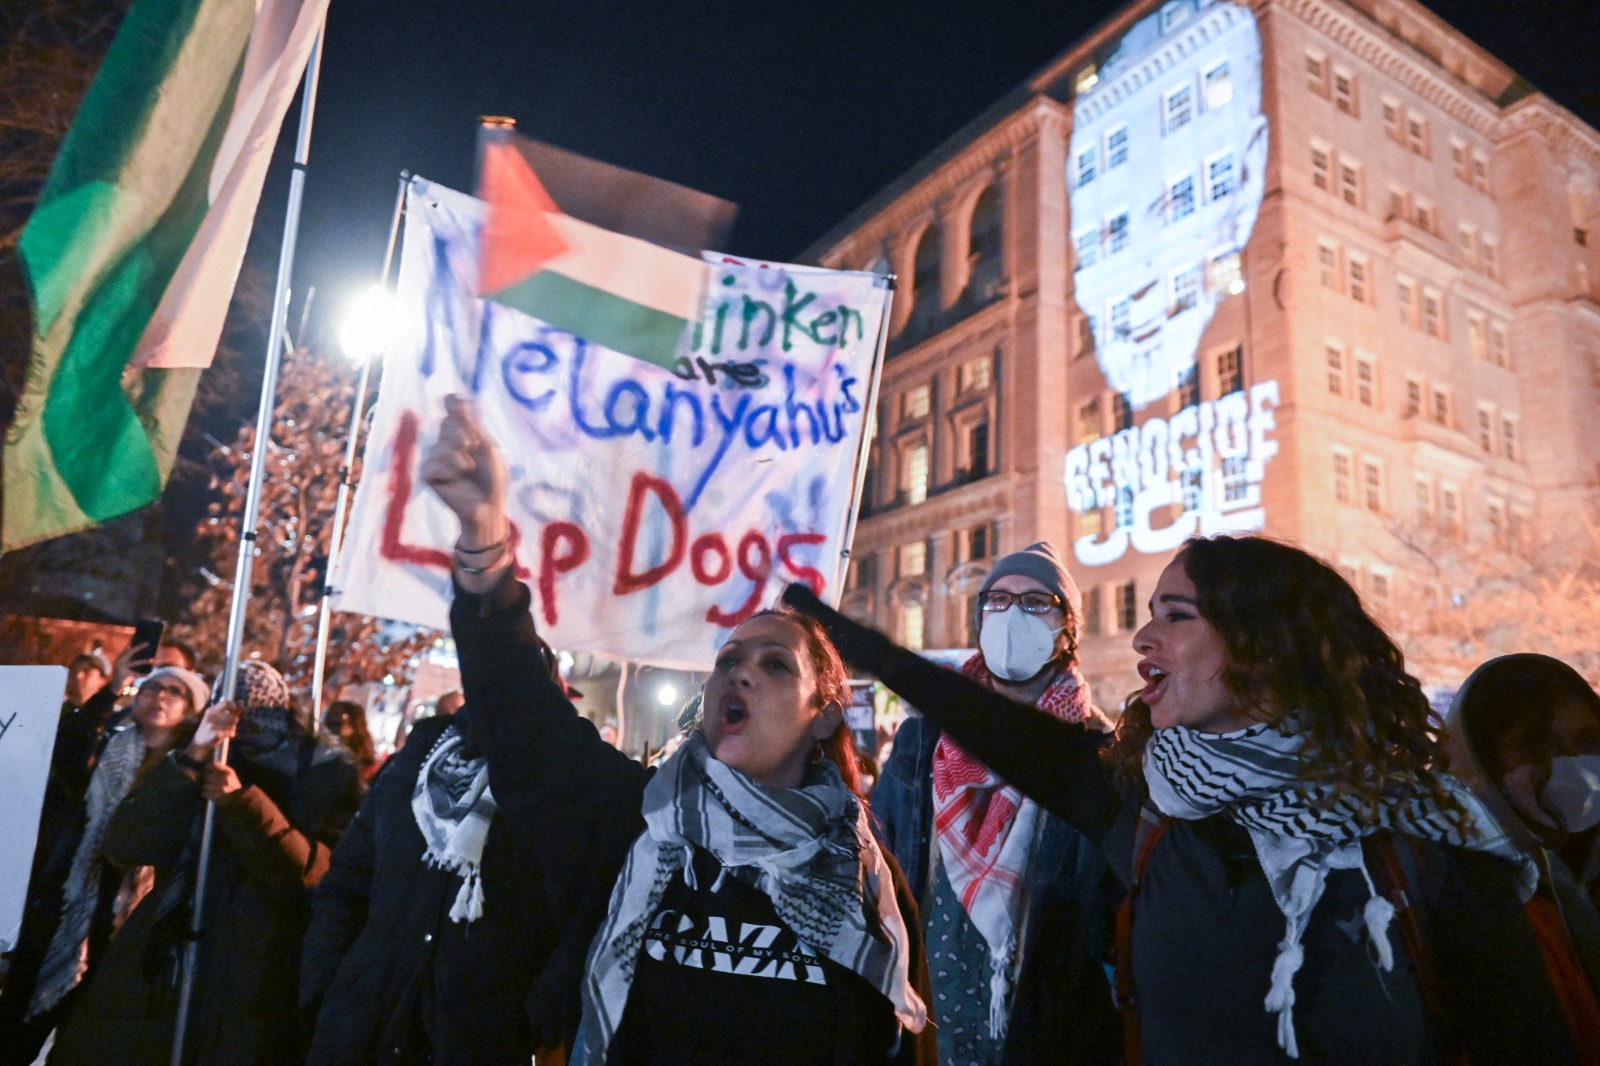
0, 666, 66, 952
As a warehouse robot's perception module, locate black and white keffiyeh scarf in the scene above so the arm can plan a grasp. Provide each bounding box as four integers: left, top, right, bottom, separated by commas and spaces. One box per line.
29, 726, 148, 1017
1144, 721, 1536, 1059
412, 723, 496, 923
572, 731, 926, 1065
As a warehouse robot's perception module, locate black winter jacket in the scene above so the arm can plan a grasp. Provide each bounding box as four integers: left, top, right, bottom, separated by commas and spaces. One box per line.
302, 712, 574, 1065
786, 584, 1579, 1066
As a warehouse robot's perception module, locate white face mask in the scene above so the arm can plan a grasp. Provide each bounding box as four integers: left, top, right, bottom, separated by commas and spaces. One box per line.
1502, 755, 1600, 833
979, 609, 1061, 683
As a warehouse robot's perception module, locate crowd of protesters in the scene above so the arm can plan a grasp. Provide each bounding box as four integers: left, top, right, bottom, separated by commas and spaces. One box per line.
1, 393, 1597, 1065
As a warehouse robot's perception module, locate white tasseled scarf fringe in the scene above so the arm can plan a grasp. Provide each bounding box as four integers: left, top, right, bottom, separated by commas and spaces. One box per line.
412, 727, 497, 924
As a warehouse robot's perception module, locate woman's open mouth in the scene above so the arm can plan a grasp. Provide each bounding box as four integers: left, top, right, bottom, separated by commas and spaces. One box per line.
721, 700, 748, 733
1137, 661, 1168, 704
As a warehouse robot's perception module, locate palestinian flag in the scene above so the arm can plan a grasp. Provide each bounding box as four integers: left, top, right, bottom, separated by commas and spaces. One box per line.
475, 124, 732, 370
3, 0, 328, 551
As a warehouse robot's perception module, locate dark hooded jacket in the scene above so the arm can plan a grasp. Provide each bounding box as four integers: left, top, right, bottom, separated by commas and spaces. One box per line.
301, 707, 576, 1066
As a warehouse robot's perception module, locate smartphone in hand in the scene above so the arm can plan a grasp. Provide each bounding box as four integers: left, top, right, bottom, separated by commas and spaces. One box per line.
128, 618, 166, 676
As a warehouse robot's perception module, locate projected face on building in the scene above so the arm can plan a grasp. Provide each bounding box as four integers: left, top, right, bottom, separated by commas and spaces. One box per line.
1068, 0, 1268, 410
1062, 1, 1278, 568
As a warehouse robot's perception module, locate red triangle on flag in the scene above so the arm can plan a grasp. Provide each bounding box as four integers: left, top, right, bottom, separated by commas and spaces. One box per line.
478, 140, 569, 296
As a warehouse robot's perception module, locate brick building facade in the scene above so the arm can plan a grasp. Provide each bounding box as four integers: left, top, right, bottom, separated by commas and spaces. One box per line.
804, 0, 1600, 697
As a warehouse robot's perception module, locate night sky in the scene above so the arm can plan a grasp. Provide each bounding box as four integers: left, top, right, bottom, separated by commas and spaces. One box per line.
280, 0, 1600, 337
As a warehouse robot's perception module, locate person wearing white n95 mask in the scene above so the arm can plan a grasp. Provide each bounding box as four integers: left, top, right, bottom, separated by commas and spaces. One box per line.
871, 542, 1120, 1065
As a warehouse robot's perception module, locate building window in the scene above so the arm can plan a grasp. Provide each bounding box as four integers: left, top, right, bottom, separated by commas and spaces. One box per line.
1204, 61, 1232, 110
1106, 126, 1129, 169
1169, 174, 1196, 221
1508, 510, 1525, 552
1489, 323, 1509, 368
1116, 581, 1138, 631
1333, 451, 1352, 504
1326, 343, 1345, 396
1306, 50, 1329, 97
910, 225, 941, 334
903, 443, 930, 505
1074, 228, 1099, 269
1450, 139, 1470, 183
1216, 346, 1243, 396
1388, 186, 1408, 223
1074, 63, 1099, 94
1415, 477, 1433, 524
1382, 97, 1404, 143
1176, 363, 1199, 408
966, 421, 990, 478
1471, 152, 1490, 192
1431, 387, 1450, 426
1458, 223, 1478, 265
1076, 145, 1097, 187
1311, 144, 1332, 191
959, 353, 993, 394
1501, 416, 1518, 461
1405, 378, 1423, 418
1414, 200, 1437, 235
1339, 159, 1363, 208
1108, 211, 1130, 254
1347, 256, 1369, 304
1161, 0, 1191, 32
1221, 456, 1250, 502
1208, 251, 1243, 296
1467, 312, 1487, 361
1080, 508, 1103, 538
968, 523, 990, 562
902, 383, 931, 420
1397, 280, 1419, 328
1487, 497, 1506, 547
1333, 68, 1359, 116
1440, 485, 1460, 534
1406, 113, 1431, 159
1111, 391, 1133, 432
1075, 313, 1096, 358
1171, 265, 1201, 313
1110, 297, 1132, 341
1114, 486, 1134, 530
1165, 84, 1194, 133
1077, 397, 1101, 445
1477, 406, 1496, 452
897, 540, 926, 578
1082, 586, 1103, 636
1369, 570, 1390, 602
1421, 289, 1444, 339
1355, 354, 1376, 406
900, 601, 925, 650
1481, 238, 1498, 279
1180, 464, 1204, 511
1362, 459, 1383, 512
1319, 243, 1340, 289
1206, 153, 1236, 201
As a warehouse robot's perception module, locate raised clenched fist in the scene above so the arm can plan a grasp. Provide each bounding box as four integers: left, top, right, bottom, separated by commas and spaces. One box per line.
419, 395, 509, 543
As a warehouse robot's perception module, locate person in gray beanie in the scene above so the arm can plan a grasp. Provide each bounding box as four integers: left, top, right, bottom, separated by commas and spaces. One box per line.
872, 541, 1121, 1065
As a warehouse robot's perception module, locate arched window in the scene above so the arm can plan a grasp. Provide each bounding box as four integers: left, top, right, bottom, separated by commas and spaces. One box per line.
908, 225, 941, 338
966, 186, 1002, 305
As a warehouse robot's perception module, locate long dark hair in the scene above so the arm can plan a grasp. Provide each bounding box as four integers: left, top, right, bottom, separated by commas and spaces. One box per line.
325, 699, 377, 770
1109, 535, 1465, 824
745, 608, 864, 797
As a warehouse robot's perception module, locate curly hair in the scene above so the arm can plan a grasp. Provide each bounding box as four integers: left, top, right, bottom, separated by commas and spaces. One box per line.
1109, 535, 1466, 826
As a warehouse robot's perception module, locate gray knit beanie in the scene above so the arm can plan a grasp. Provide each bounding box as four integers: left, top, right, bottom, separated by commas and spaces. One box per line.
975, 541, 1081, 631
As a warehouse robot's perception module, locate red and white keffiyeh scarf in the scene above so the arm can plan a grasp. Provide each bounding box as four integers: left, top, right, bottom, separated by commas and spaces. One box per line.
931, 655, 1093, 1037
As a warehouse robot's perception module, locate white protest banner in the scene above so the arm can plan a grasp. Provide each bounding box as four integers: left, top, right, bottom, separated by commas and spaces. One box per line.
1, 666, 67, 952
334, 178, 889, 668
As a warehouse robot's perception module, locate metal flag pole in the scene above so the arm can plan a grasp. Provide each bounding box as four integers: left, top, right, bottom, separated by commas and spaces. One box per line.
169, 25, 325, 1066
308, 171, 409, 718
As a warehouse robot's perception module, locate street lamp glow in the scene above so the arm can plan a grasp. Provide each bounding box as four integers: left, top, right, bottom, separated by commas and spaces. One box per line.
339, 284, 396, 362
655, 681, 680, 707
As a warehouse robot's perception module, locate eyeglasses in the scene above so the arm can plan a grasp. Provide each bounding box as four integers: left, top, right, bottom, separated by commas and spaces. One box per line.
979, 590, 1063, 615
143, 681, 191, 700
